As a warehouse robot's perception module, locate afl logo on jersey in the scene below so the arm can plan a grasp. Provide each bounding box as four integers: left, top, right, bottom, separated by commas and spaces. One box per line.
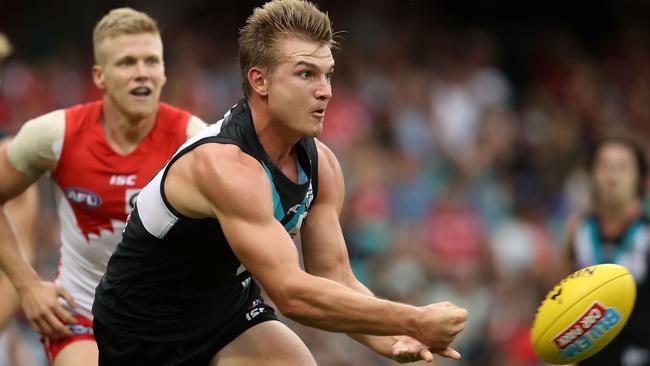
64, 187, 102, 208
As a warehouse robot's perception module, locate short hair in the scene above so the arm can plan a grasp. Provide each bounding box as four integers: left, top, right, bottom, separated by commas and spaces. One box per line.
93, 8, 160, 64
238, 0, 336, 96
587, 136, 648, 197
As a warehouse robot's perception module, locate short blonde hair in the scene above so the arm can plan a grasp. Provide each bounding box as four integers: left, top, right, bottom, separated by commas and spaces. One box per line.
239, 0, 336, 96
93, 7, 160, 64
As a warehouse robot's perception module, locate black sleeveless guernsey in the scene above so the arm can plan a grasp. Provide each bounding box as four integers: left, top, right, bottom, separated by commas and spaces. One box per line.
93, 99, 319, 343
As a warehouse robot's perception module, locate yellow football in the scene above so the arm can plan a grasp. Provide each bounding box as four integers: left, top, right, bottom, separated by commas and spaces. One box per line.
531, 264, 636, 364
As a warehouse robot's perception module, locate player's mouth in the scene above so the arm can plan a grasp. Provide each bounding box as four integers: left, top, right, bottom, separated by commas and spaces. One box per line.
129, 86, 152, 98
311, 108, 325, 119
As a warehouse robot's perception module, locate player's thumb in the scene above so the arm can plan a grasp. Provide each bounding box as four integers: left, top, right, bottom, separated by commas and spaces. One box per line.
56, 285, 76, 309
436, 347, 461, 360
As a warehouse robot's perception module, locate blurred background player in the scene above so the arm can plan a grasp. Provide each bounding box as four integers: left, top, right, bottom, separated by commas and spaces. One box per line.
0, 8, 205, 366
566, 136, 650, 366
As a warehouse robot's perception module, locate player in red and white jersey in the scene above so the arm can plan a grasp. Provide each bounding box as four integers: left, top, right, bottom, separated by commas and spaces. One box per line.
0, 8, 206, 366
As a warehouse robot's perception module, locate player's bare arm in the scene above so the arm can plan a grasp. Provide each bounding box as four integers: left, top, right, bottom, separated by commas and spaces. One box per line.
164, 142, 467, 351
0, 135, 76, 339
0, 137, 39, 332
299, 140, 464, 362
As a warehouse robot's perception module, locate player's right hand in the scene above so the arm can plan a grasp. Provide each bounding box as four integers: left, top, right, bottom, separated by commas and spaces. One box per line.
414, 301, 468, 357
17, 280, 77, 339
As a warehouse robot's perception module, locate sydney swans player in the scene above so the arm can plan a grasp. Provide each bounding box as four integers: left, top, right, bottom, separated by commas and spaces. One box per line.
0, 8, 205, 366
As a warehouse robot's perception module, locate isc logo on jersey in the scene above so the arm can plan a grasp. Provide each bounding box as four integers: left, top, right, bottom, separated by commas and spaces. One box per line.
65, 187, 102, 208
110, 174, 136, 186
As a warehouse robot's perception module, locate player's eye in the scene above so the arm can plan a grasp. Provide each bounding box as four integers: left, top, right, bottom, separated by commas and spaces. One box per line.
118, 58, 136, 66
298, 70, 312, 79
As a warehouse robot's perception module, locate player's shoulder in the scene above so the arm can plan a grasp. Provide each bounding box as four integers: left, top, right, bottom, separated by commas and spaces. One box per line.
24, 108, 66, 128
314, 138, 343, 180
15, 108, 66, 144
312, 138, 344, 203
190, 143, 271, 211
157, 102, 207, 137
192, 143, 266, 185
565, 211, 592, 247
314, 139, 339, 170
157, 102, 197, 123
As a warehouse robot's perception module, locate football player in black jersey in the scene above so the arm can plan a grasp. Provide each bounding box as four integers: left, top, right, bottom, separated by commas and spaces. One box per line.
567, 136, 650, 366
93, 1, 468, 365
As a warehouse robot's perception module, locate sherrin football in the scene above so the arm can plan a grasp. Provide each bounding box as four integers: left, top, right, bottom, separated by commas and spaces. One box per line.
531, 264, 636, 364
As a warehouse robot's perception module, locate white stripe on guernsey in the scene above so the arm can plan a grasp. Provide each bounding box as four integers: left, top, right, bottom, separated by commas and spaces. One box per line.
136, 119, 224, 238
136, 170, 179, 239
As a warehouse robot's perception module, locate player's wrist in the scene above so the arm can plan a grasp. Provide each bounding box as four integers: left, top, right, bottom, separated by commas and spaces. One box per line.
403, 305, 427, 341
10, 267, 40, 292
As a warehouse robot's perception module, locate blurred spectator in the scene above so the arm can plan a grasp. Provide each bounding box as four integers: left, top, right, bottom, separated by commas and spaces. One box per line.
1, 1, 649, 365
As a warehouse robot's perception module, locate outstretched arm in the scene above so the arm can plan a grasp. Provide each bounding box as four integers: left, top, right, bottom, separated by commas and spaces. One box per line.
300, 141, 459, 362
0, 134, 75, 339
175, 143, 467, 353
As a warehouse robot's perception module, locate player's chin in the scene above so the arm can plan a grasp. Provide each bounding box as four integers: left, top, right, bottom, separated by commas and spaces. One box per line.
304, 121, 324, 137
304, 126, 323, 138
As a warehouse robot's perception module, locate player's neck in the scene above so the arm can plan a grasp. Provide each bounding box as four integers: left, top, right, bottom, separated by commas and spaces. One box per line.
596, 199, 641, 227
101, 100, 157, 155
249, 98, 299, 167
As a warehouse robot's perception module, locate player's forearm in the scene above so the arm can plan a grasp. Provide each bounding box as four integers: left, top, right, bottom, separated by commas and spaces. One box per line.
273, 271, 422, 339
0, 210, 39, 290
0, 275, 20, 331
4, 185, 38, 263
340, 274, 399, 356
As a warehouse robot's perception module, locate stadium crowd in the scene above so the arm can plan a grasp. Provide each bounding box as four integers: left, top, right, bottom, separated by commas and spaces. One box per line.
0, 1, 648, 365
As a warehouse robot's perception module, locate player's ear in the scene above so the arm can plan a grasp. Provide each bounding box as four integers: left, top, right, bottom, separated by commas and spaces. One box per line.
92, 64, 106, 90
247, 67, 268, 97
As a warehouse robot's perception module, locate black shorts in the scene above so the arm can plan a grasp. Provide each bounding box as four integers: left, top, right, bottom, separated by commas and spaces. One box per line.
94, 294, 277, 366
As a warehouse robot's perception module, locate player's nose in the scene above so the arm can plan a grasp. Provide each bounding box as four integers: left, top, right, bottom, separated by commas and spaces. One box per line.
315, 75, 332, 101
134, 60, 150, 80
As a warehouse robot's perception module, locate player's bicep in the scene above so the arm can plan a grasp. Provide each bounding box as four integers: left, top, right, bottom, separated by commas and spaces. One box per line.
301, 201, 352, 282
7, 110, 63, 179
301, 141, 353, 281
0, 139, 38, 203
221, 210, 302, 285
197, 152, 303, 297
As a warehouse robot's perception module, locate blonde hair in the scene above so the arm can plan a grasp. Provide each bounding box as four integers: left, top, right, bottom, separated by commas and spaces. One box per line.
239, 0, 336, 96
93, 7, 160, 64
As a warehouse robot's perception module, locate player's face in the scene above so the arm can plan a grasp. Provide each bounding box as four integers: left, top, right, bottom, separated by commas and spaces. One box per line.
265, 37, 334, 138
93, 33, 166, 120
593, 143, 640, 207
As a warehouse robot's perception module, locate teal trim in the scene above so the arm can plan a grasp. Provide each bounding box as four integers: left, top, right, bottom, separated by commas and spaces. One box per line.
587, 217, 644, 264
297, 159, 308, 184
587, 217, 604, 263
261, 163, 285, 221
613, 219, 644, 263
